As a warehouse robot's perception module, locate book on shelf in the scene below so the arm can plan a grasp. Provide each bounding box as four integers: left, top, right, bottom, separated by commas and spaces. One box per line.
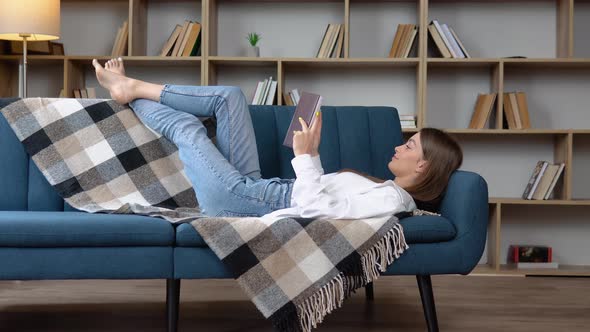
432, 20, 456, 58
503, 92, 531, 129
70, 88, 98, 99
449, 27, 470, 58
522, 161, 565, 200
508, 245, 553, 263
522, 161, 548, 200
160, 24, 183, 56
515, 91, 531, 128
531, 163, 561, 200
181, 21, 202, 57
111, 20, 129, 57
427, 23, 451, 58
544, 163, 565, 200
515, 262, 559, 269
283, 92, 295, 106
428, 20, 470, 59
399, 114, 417, 128
283, 91, 323, 148
283, 89, 302, 106
171, 21, 190, 56
441, 23, 465, 58
251, 77, 277, 105
388, 24, 417, 58
291, 89, 301, 105
468, 93, 497, 129
316, 23, 343, 58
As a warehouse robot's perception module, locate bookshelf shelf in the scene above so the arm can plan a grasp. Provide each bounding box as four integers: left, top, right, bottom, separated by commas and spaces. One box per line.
503, 58, 590, 68
282, 57, 419, 68
427, 58, 500, 67
499, 264, 590, 277
490, 198, 590, 206
1, 0, 588, 277
445, 129, 571, 135
471, 264, 590, 277
69, 56, 202, 67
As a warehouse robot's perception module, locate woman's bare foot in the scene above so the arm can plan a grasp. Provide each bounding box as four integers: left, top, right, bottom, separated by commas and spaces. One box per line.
92, 59, 135, 104
105, 57, 126, 76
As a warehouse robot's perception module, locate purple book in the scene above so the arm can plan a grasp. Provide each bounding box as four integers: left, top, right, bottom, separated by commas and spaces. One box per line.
283, 91, 323, 148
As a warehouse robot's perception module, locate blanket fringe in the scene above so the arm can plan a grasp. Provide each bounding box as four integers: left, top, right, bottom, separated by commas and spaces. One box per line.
295, 223, 409, 332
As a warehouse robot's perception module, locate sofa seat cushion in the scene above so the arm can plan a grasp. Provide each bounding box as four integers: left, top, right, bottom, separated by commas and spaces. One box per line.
175, 215, 456, 248
0, 211, 174, 247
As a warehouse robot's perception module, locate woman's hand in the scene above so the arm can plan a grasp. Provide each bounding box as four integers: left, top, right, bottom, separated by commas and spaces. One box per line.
293, 111, 322, 157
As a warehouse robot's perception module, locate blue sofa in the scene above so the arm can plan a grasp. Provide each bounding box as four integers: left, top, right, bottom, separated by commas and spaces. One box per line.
0, 103, 488, 332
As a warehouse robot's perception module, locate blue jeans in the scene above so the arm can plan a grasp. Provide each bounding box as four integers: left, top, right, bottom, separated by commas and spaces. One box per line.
129, 85, 294, 217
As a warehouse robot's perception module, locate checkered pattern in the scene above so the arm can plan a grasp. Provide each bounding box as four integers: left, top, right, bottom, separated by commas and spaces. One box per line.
2, 97, 410, 332
0, 98, 201, 223
193, 215, 408, 332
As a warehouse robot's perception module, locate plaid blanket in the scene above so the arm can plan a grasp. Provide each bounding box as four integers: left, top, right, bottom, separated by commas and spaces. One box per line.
0, 98, 409, 332
0, 98, 202, 222
193, 215, 408, 332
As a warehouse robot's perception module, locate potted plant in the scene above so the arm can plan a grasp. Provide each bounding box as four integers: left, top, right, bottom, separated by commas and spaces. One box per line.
246, 32, 261, 57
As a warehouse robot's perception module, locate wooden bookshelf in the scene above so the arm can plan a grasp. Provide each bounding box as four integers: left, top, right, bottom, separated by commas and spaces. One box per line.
1, 0, 589, 276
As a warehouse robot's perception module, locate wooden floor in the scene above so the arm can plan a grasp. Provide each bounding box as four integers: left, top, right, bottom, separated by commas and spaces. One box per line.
0, 274, 589, 331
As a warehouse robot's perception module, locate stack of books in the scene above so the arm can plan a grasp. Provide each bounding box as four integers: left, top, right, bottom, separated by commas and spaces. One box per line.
428, 20, 469, 59
251, 77, 278, 105
283, 89, 302, 106
316, 23, 344, 58
388, 24, 418, 58
468, 93, 497, 129
522, 161, 565, 200
508, 245, 558, 269
400, 115, 417, 129
503, 91, 531, 129
111, 21, 129, 57
159, 20, 202, 57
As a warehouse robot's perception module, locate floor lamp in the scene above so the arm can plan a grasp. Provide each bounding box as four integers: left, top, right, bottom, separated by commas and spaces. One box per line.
0, 0, 60, 98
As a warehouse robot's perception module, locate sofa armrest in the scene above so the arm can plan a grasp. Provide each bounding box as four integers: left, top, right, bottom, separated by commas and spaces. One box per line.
439, 170, 489, 269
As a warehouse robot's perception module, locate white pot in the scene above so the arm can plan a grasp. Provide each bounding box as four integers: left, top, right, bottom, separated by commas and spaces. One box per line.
247, 46, 260, 57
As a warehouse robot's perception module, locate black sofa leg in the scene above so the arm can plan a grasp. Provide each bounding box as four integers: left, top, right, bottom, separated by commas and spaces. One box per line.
167, 278, 180, 332
416, 275, 439, 332
365, 282, 374, 301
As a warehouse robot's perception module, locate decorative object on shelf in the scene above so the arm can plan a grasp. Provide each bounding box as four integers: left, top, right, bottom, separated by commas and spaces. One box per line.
246, 32, 261, 57
0, 0, 61, 98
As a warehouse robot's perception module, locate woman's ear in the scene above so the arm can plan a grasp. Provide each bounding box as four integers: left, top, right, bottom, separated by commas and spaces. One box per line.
415, 159, 428, 174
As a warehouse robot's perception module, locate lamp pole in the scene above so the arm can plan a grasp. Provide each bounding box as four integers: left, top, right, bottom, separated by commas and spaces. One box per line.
19, 33, 30, 98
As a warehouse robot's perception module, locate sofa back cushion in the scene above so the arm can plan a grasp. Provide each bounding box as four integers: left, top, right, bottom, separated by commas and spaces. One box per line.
0, 100, 402, 212
249, 105, 403, 180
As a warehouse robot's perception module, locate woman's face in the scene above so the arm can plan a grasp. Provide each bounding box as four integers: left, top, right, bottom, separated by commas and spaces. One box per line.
388, 132, 425, 178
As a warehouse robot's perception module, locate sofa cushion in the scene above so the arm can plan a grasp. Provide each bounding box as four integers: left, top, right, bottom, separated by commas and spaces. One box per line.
175, 215, 456, 247
0, 211, 174, 247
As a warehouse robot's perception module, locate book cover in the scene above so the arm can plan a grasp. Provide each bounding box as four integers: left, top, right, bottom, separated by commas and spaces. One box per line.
283, 92, 323, 148
528, 161, 548, 200
403, 26, 418, 58
532, 164, 560, 200
516, 262, 559, 269
388, 24, 404, 58
544, 163, 565, 200
522, 161, 546, 199
516, 92, 531, 129
509, 245, 553, 263
449, 26, 470, 58
428, 23, 451, 58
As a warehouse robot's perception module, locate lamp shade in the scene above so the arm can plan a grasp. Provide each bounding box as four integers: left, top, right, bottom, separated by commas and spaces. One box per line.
0, 0, 60, 41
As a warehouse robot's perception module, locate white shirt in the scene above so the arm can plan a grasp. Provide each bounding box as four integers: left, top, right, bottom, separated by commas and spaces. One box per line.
261, 154, 416, 222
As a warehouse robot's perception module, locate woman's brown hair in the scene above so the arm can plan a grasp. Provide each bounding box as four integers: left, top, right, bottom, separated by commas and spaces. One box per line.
404, 128, 463, 202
